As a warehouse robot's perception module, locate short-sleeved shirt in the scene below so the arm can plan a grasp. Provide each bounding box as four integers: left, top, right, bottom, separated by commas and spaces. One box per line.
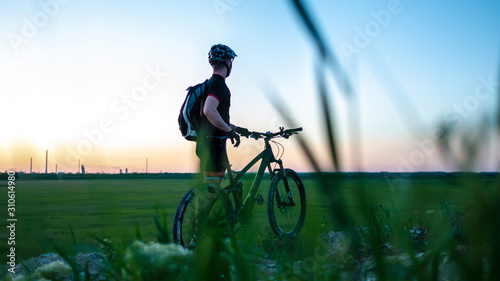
198, 74, 231, 137
196, 74, 231, 173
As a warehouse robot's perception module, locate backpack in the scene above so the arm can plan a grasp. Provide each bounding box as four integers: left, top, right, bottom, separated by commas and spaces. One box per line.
178, 79, 211, 141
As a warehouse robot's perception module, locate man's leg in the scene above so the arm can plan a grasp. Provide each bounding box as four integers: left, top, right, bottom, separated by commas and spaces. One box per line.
194, 139, 228, 236
203, 138, 227, 186
202, 171, 224, 222
204, 171, 225, 186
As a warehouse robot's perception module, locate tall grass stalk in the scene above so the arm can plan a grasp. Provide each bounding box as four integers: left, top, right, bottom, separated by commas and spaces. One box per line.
264, 0, 500, 280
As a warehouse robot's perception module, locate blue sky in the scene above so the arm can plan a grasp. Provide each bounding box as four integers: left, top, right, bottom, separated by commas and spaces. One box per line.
1, 0, 499, 173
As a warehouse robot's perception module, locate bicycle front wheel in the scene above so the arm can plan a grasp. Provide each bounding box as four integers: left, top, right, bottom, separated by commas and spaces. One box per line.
268, 169, 306, 238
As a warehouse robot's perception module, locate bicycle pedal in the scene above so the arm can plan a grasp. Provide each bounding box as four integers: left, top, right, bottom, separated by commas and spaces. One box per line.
256, 194, 264, 206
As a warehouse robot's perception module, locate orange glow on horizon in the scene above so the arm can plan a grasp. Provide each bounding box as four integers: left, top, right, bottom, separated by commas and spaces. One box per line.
1, 139, 314, 174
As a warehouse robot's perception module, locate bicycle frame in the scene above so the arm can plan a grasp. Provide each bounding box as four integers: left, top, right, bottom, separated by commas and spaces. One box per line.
173, 127, 304, 245
224, 138, 286, 224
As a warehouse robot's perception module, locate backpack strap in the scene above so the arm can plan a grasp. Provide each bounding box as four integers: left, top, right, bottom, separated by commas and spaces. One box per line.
199, 78, 215, 119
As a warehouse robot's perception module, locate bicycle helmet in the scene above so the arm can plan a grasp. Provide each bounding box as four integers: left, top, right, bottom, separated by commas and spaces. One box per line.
208, 44, 237, 65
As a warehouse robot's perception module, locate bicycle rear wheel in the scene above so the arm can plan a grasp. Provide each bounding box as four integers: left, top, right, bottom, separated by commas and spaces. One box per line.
173, 188, 197, 247
268, 169, 306, 238
173, 186, 233, 247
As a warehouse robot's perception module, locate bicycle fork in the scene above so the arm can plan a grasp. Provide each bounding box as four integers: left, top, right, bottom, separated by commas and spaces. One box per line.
273, 160, 296, 209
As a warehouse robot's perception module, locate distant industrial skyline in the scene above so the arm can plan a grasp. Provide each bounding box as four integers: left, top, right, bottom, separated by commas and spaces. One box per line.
12, 150, 149, 174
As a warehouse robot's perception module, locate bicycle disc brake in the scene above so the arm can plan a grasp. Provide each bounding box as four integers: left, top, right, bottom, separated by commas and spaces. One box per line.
278, 195, 289, 214
256, 194, 264, 206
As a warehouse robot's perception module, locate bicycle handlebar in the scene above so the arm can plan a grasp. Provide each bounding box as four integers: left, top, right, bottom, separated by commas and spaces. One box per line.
249, 127, 302, 140
205, 127, 302, 141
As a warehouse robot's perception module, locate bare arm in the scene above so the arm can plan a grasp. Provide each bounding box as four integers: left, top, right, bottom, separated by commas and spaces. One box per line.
203, 95, 232, 133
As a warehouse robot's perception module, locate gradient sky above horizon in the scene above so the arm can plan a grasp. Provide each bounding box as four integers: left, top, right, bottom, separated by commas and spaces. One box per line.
1, 0, 499, 173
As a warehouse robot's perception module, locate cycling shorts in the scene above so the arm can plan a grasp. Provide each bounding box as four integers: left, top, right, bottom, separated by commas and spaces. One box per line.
195, 138, 228, 173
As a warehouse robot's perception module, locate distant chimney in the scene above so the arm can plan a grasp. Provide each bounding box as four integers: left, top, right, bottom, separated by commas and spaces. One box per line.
45, 150, 48, 174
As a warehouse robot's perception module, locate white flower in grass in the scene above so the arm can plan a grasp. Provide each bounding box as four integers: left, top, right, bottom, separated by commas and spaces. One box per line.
124, 241, 194, 279
7, 276, 29, 281
4, 274, 45, 281
34, 261, 72, 281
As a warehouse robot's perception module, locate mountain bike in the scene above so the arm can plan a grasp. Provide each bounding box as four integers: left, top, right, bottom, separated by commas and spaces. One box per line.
173, 127, 306, 247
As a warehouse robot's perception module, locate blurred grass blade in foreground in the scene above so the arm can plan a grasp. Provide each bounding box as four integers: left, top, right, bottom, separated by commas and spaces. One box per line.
289, 0, 353, 97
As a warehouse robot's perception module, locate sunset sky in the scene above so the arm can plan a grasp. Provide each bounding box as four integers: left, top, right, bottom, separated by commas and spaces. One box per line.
1, 0, 499, 173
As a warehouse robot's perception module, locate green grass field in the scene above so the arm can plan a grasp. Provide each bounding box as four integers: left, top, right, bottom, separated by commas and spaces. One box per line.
2, 173, 495, 263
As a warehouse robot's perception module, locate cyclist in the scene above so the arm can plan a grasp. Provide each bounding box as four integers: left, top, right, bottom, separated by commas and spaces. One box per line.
196, 44, 250, 187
